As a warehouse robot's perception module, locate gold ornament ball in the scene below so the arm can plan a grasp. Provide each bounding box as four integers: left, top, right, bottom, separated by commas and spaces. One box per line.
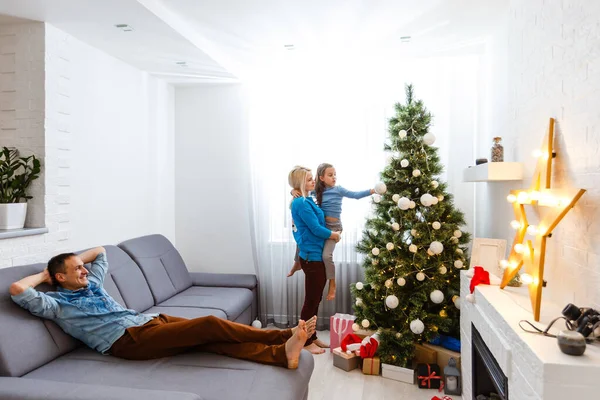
452, 295, 459, 303
439, 310, 448, 318
431, 325, 439, 332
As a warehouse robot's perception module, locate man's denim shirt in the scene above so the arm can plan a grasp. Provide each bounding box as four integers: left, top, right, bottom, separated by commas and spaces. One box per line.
11, 252, 156, 354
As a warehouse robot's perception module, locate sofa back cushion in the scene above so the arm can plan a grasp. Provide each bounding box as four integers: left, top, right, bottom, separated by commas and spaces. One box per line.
103, 246, 154, 312
0, 263, 79, 377
118, 234, 192, 304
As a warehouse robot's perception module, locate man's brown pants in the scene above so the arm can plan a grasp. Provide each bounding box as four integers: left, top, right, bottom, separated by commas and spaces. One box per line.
109, 314, 293, 368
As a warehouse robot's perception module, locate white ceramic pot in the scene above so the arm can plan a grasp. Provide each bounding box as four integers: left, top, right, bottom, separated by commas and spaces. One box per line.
0, 203, 27, 229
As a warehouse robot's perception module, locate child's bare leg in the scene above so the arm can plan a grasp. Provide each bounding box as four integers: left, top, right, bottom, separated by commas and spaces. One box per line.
326, 279, 336, 301
322, 239, 337, 300
287, 260, 301, 277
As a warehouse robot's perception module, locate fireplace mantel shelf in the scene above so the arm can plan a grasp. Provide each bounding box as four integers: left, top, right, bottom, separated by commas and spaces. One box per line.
460, 271, 600, 400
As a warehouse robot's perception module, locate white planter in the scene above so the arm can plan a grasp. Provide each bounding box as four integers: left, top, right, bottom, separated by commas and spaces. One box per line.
382, 362, 415, 384
0, 203, 27, 229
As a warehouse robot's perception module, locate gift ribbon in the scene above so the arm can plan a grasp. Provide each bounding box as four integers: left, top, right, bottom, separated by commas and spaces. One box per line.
418, 364, 442, 388
366, 358, 378, 374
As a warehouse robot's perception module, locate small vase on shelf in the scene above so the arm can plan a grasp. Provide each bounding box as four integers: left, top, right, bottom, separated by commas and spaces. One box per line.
491, 137, 504, 162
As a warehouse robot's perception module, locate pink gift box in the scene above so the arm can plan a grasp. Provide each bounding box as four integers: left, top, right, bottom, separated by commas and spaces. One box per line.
329, 313, 355, 353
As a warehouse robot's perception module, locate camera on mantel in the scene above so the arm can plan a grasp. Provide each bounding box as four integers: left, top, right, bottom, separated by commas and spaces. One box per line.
562, 303, 600, 338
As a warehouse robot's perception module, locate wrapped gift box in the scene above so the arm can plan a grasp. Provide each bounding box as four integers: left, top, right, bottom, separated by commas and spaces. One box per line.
329, 313, 355, 353
416, 363, 442, 389
381, 363, 415, 384
414, 343, 437, 364
362, 356, 380, 375
422, 343, 461, 376
333, 347, 360, 371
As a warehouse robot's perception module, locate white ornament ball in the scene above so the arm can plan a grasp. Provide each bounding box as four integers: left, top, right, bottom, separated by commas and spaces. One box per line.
391, 222, 400, 231
386, 295, 400, 309
397, 277, 406, 286
385, 279, 393, 288
410, 319, 425, 334
466, 294, 475, 303
372, 194, 381, 203
454, 260, 464, 269
392, 194, 400, 202
356, 282, 364, 290
430, 197, 439, 205
454, 298, 461, 309
416, 272, 426, 281
361, 319, 370, 328
372, 247, 380, 256
355, 298, 363, 307
439, 266, 447, 274
427, 248, 434, 256
375, 182, 387, 195
252, 319, 263, 329
409, 244, 418, 253
432, 221, 441, 230
409, 201, 416, 209
437, 195, 444, 201
451, 236, 459, 244
456, 248, 463, 254
386, 242, 394, 251
453, 230, 462, 238
399, 129, 407, 138
352, 323, 360, 332
412, 169, 421, 177
430, 241, 444, 255
431, 180, 439, 189
400, 159, 409, 168
410, 229, 418, 236
423, 132, 436, 146
430, 290, 444, 304
396, 332, 402, 338
420, 193, 433, 206
397, 197, 411, 210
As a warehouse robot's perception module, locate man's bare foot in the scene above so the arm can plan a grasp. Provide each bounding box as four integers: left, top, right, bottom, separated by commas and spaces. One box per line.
313, 338, 330, 348
326, 280, 336, 300
287, 261, 302, 277
285, 320, 308, 369
304, 342, 326, 354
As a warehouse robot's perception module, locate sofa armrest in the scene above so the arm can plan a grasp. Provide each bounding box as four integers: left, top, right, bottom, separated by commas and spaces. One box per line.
189, 272, 257, 289
0, 377, 204, 400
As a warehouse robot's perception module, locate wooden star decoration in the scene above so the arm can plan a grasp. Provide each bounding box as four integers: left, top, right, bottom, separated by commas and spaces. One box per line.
500, 118, 586, 321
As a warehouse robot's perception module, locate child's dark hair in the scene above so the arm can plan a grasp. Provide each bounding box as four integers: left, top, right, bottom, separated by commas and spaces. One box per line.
315, 163, 333, 206
47, 252, 76, 286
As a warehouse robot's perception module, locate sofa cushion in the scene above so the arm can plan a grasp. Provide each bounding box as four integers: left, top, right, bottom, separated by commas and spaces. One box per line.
158, 286, 253, 321
24, 347, 313, 400
144, 306, 227, 320
118, 234, 192, 303
0, 263, 79, 377
103, 246, 154, 312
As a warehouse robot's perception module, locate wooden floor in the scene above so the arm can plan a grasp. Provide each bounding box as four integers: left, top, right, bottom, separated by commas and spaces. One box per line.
307, 330, 463, 400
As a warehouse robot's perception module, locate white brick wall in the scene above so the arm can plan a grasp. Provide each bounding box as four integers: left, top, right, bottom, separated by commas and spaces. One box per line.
480, 1, 600, 310
0, 22, 71, 267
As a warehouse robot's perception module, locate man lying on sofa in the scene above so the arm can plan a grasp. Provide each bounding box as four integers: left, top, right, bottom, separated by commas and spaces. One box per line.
9, 247, 312, 369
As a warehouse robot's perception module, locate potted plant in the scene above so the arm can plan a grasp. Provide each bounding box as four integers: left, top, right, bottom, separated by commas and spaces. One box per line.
0, 147, 41, 229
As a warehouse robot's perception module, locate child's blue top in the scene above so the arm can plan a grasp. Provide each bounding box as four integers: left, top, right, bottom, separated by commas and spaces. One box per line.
320, 186, 372, 219
291, 197, 331, 261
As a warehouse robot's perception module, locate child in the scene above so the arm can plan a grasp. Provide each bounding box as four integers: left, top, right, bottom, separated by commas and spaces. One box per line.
288, 163, 374, 300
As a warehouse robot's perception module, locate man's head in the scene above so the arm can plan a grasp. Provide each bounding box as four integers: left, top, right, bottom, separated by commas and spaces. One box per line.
47, 253, 89, 290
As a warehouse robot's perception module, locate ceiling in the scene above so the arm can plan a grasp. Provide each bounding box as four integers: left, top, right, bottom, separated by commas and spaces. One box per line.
0, 0, 508, 84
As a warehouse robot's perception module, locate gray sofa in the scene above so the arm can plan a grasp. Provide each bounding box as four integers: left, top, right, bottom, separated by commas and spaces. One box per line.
0, 234, 313, 400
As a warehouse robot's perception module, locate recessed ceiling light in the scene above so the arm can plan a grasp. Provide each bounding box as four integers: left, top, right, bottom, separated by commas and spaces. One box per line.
115, 24, 134, 32
401, 36, 411, 43
175, 61, 188, 67
284, 44, 295, 50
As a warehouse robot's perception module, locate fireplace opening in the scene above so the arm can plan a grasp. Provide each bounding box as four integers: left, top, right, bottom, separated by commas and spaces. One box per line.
472, 324, 508, 400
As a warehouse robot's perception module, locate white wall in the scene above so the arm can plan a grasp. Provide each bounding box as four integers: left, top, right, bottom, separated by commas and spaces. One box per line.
479, 0, 600, 309
174, 84, 254, 274
0, 23, 175, 268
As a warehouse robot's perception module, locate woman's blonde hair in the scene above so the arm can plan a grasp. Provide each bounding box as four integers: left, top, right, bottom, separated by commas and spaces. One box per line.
288, 165, 312, 197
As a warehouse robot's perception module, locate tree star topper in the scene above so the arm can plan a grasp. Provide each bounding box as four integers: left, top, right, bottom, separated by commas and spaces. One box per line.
500, 118, 585, 321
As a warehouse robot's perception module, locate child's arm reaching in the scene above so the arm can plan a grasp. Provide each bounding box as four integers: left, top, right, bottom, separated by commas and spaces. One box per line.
336, 186, 374, 199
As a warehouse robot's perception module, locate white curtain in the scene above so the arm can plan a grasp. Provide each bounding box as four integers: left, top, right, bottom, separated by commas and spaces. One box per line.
246, 54, 480, 329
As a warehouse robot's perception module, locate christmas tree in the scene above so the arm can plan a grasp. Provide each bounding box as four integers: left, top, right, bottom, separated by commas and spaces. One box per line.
351, 85, 470, 368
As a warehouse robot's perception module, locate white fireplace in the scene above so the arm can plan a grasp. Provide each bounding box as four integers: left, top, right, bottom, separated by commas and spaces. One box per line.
460, 271, 600, 400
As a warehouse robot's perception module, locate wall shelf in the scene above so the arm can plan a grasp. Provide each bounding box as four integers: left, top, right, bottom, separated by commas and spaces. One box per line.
463, 162, 524, 182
